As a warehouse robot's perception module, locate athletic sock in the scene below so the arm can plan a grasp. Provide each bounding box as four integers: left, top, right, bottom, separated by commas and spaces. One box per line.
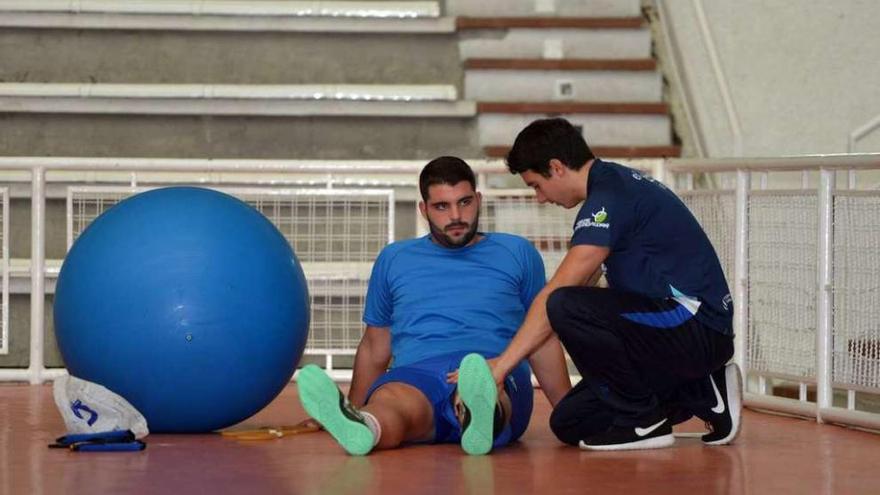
360, 411, 382, 447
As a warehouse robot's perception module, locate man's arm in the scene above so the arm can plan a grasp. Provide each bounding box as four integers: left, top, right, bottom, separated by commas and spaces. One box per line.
527, 335, 571, 407
493, 244, 610, 384
348, 326, 392, 407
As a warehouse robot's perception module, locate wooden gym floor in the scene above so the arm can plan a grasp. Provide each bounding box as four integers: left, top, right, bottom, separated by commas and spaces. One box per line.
2, 382, 879, 494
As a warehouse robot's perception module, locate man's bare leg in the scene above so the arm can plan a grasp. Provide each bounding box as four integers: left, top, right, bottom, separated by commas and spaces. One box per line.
362, 382, 434, 449
298, 365, 434, 455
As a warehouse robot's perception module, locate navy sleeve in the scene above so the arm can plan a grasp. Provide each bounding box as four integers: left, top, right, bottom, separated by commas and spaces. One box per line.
570, 189, 624, 248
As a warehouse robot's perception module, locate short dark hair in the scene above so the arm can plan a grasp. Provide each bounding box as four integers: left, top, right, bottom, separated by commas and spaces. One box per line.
419, 156, 476, 201
506, 118, 595, 177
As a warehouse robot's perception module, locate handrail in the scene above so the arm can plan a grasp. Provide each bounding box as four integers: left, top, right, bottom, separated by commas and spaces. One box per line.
849, 113, 880, 152
692, 0, 743, 156
669, 153, 880, 173
653, 0, 706, 157
0, 157, 509, 174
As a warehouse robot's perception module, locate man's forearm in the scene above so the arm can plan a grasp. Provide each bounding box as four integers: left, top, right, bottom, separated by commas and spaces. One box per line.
494, 287, 555, 382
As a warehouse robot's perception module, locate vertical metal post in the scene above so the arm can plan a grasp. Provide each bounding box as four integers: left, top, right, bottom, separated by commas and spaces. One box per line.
651, 159, 669, 186
733, 170, 750, 376
477, 172, 488, 190
816, 168, 835, 421
387, 190, 396, 244
1, 188, 9, 355
415, 172, 428, 237
28, 167, 46, 384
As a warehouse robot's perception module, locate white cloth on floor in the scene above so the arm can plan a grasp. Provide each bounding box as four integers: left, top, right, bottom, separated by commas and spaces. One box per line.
53, 375, 149, 439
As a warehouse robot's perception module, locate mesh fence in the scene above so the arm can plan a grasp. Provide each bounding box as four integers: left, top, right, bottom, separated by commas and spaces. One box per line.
307, 277, 369, 351
480, 192, 577, 277
70, 189, 391, 262
678, 190, 736, 292
832, 193, 880, 390
69, 187, 393, 354
746, 192, 818, 378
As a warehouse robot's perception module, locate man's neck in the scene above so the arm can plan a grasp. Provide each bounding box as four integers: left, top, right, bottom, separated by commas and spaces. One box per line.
576, 158, 596, 203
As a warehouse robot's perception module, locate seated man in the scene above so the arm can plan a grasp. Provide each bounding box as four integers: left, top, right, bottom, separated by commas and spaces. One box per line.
297, 156, 571, 455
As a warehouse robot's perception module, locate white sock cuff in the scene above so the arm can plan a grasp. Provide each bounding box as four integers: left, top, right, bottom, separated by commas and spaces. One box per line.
360, 411, 381, 447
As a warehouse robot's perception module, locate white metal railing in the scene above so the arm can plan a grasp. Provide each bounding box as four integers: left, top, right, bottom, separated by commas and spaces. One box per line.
1, 187, 8, 355
2, 154, 879, 434
669, 153, 880, 432
0, 157, 510, 384
849, 113, 880, 153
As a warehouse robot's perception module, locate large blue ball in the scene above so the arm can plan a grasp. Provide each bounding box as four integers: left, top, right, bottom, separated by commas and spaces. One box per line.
54, 187, 310, 432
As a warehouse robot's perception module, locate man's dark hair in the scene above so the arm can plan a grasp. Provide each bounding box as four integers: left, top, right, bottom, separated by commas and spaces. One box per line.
419, 156, 476, 201
506, 118, 595, 177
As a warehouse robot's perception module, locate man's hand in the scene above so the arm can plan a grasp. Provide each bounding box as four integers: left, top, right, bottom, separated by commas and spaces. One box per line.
447, 357, 505, 393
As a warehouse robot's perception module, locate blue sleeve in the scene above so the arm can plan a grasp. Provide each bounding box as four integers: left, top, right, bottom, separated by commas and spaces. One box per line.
519, 241, 546, 309
363, 247, 394, 327
570, 190, 624, 248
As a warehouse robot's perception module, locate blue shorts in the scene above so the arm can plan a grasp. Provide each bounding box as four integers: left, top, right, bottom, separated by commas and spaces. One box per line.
365, 351, 534, 447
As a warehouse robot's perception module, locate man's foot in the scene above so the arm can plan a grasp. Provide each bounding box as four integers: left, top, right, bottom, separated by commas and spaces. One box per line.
457, 353, 497, 455
700, 362, 743, 445
297, 364, 374, 456
579, 417, 674, 451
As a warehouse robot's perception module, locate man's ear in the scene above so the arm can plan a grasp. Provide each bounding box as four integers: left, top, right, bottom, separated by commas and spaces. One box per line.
548, 158, 566, 177
418, 200, 427, 220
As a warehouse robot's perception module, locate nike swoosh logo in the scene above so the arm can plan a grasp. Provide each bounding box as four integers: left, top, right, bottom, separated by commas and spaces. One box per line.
634, 418, 667, 437
710, 375, 726, 414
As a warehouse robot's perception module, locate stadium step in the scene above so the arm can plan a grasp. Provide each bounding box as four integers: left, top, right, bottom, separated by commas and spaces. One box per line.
458, 4, 676, 160
445, 0, 641, 19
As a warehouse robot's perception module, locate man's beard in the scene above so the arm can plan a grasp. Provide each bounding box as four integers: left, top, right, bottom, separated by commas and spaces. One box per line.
428, 212, 480, 248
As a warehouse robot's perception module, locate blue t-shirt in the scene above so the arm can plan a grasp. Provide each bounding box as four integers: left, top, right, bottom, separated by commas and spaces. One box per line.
363, 233, 546, 367
572, 159, 733, 335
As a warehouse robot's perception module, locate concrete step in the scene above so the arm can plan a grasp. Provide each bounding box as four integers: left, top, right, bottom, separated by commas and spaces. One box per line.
0, 1, 450, 32
456, 17, 643, 29
0, 1, 441, 18
0, 83, 474, 117
464, 58, 656, 70
465, 67, 661, 102
477, 113, 671, 147
0, 29, 461, 85
477, 102, 668, 114
445, 0, 641, 18
0, 113, 481, 159
458, 26, 651, 59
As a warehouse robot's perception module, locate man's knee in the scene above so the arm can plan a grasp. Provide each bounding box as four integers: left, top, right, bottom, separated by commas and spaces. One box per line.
549, 405, 581, 446
546, 286, 576, 335
549, 399, 613, 446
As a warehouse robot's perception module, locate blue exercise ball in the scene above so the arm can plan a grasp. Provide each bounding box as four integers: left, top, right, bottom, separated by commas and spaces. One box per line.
54, 187, 310, 432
